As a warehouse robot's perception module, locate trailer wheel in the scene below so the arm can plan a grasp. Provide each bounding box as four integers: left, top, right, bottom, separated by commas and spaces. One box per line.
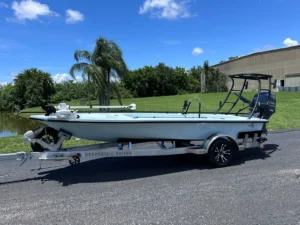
31, 127, 61, 152
69, 156, 80, 166
208, 138, 234, 167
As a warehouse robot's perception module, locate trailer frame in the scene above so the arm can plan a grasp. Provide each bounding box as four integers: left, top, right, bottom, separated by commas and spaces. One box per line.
0, 129, 267, 168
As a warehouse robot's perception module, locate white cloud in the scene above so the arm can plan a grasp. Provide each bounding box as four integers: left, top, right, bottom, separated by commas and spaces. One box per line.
9, 71, 18, 77
283, 38, 299, 47
192, 47, 203, 55
0, 82, 8, 86
75, 76, 82, 82
7, 0, 58, 23
139, 0, 195, 20
0, 2, 8, 8
53, 73, 72, 83
53, 73, 83, 83
66, 9, 84, 24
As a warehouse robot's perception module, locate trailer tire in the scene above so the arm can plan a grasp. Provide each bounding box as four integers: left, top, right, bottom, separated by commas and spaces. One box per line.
208, 138, 234, 167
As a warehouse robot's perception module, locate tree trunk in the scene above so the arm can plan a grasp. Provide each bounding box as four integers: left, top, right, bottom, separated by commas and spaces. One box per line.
205, 72, 208, 92
201, 72, 206, 93
88, 75, 91, 106
107, 69, 111, 111
98, 90, 105, 112
216, 73, 219, 92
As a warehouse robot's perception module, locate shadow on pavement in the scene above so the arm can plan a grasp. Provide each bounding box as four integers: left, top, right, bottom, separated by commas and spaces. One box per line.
0, 144, 279, 186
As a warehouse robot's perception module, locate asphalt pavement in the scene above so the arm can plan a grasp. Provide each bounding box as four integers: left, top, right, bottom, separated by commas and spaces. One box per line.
0, 129, 300, 225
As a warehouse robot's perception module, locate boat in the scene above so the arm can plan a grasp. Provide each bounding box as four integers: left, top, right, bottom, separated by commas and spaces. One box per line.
0, 73, 277, 168
25, 73, 276, 146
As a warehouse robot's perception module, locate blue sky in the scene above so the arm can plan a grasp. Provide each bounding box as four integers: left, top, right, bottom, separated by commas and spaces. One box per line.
0, 0, 299, 84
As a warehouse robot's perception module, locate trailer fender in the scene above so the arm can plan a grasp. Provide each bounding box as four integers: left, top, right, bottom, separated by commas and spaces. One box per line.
203, 133, 239, 152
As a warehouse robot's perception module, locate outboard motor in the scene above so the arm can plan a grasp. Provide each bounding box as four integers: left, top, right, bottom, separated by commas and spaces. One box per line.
249, 92, 276, 133
249, 92, 276, 119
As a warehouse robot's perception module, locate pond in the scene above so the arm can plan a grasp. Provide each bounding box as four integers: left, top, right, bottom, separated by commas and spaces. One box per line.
0, 113, 42, 138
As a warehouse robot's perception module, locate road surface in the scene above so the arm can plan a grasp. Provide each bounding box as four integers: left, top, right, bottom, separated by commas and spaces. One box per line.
0, 129, 300, 225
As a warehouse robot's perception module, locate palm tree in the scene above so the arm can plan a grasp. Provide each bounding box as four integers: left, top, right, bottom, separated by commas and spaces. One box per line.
214, 68, 220, 92
70, 37, 127, 107
93, 37, 127, 106
200, 60, 214, 93
70, 50, 105, 106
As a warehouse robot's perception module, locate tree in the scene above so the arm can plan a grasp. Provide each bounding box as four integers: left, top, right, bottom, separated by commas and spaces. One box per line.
228, 56, 238, 60
70, 36, 127, 108
200, 60, 214, 93
0, 83, 15, 111
93, 37, 127, 106
13, 68, 54, 109
189, 66, 202, 84
70, 50, 104, 106
51, 80, 92, 103
215, 68, 220, 92
122, 66, 160, 97
155, 63, 177, 96
206, 68, 228, 93
173, 67, 189, 92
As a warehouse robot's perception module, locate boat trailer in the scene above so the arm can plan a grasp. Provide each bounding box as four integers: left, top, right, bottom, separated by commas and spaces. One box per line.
0, 128, 267, 168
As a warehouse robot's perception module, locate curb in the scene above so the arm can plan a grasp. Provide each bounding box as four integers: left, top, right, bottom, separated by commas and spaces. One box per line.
268, 128, 300, 134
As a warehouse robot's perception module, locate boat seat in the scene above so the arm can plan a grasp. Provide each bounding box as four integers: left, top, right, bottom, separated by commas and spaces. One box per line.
58, 103, 70, 110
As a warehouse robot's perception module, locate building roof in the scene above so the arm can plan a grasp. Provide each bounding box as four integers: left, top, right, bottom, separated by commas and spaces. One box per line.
212, 44, 300, 67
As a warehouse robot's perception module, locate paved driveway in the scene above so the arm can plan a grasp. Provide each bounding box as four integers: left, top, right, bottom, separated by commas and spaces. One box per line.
0, 130, 300, 225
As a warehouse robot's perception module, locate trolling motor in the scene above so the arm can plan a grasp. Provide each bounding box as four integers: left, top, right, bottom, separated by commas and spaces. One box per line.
41, 104, 56, 116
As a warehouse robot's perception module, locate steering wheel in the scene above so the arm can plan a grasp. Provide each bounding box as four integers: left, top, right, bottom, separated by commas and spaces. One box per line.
233, 93, 251, 105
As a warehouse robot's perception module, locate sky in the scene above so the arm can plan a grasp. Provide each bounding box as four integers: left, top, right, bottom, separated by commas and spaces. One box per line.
0, 0, 299, 84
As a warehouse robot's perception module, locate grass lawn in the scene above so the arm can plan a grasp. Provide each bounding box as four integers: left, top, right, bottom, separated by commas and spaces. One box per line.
0, 135, 100, 154
1, 91, 300, 154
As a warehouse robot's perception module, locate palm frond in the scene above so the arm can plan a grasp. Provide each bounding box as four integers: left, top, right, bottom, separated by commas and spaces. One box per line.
74, 50, 93, 62
69, 62, 89, 80
84, 65, 106, 90
93, 37, 127, 78
110, 82, 122, 105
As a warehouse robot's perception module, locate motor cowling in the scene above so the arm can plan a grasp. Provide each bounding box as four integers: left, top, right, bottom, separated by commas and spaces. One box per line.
249, 92, 276, 134
249, 92, 276, 120
41, 104, 56, 116
23, 126, 45, 143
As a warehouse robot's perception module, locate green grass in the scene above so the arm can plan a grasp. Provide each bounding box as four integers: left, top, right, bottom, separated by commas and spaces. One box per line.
2, 91, 300, 154
0, 135, 100, 154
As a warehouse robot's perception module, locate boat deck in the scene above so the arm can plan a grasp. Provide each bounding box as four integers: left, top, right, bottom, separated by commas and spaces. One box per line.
30, 112, 268, 123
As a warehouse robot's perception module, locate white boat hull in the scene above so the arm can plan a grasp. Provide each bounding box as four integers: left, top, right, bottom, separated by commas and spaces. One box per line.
30, 113, 268, 142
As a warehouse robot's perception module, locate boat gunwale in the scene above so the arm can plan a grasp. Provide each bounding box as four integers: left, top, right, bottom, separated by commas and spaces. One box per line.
30, 117, 269, 124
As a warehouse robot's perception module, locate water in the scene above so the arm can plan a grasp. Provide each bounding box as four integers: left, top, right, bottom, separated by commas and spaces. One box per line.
0, 113, 42, 138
